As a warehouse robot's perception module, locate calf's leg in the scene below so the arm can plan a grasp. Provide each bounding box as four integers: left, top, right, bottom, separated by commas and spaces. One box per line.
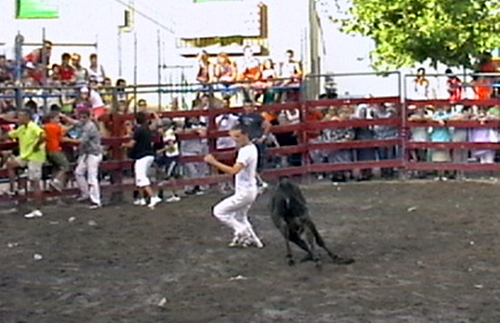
306, 218, 355, 265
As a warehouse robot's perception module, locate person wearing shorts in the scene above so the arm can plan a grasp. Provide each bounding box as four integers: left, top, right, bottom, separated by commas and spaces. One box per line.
123, 112, 161, 208
2, 109, 46, 218
155, 122, 182, 202
43, 111, 70, 191
237, 100, 272, 193
204, 123, 263, 248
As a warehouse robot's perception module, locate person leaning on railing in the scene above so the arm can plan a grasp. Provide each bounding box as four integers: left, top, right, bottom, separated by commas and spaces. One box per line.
429, 106, 452, 181
449, 106, 472, 180
373, 103, 399, 179
469, 106, 499, 165
321, 106, 355, 182
351, 104, 377, 181
275, 107, 301, 167
212, 52, 237, 100
277, 49, 302, 103
237, 45, 262, 103
179, 112, 209, 196
408, 105, 432, 173
307, 106, 326, 179
254, 59, 278, 104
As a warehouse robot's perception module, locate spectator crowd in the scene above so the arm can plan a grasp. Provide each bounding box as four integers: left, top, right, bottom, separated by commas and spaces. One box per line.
1, 40, 500, 219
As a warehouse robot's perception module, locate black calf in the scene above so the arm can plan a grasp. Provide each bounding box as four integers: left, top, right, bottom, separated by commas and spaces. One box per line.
270, 177, 354, 267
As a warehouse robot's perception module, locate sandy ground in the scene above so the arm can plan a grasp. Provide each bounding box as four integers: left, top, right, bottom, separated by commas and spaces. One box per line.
1, 180, 500, 323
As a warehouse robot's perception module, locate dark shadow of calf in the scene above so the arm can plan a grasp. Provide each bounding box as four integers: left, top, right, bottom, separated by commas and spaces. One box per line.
269, 177, 354, 268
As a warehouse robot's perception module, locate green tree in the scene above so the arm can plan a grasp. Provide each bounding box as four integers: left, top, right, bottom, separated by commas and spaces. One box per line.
336, 0, 500, 71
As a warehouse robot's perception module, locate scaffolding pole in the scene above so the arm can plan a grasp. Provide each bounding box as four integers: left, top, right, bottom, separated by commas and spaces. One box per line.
22, 42, 98, 47
133, 32, 138, 112
157, 30, 162, 110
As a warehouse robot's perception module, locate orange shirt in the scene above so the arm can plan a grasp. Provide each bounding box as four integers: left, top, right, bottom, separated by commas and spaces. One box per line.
306, 109, 324, 140
474, 79, 492, 101
261, 111, 277, 123
44, 122, 62, 152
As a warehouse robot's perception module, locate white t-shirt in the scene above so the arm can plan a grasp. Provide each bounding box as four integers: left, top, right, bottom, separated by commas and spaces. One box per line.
163, 128, 180, 157
216, 114, 239, 149
235, 143, 258, 192
89, 89, 104, 108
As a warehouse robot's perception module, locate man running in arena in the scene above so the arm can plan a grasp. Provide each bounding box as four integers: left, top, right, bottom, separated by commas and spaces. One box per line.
204, 123, 264, 248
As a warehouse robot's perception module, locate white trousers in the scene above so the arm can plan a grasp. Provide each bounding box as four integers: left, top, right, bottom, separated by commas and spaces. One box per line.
75, 154, 102, 204
134, 155, 154, 187
213, 188, 258, 237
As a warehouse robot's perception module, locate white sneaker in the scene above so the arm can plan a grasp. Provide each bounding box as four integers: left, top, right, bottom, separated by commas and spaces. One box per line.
24, 209, 43, 219
89, 203, 102, 210
258, 181, 269, 194
229, 234, 243, 247
165, 195, 181, 203
133, 198, 147, 206
241, 236, 264, 248
148, 196, 162, 208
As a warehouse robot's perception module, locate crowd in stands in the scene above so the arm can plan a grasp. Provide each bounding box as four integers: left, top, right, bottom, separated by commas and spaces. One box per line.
1, 41, 500, 218
194, 46, 303, 104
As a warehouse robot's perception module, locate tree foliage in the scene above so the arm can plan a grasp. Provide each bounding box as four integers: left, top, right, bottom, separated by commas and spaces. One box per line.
336, 0, 500, 71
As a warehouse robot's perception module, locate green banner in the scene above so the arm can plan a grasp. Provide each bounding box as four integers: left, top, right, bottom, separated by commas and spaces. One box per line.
16, 0, 59, 19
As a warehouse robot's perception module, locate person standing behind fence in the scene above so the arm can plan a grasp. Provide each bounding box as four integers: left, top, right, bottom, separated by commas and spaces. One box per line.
449, 106, 472, 180
429, 106, 452, 180
155, 120, 182, 203
204, 123, 264, 248
469, 107, 498, 165
181, 115, 208, 195
122, 112, 162, 209
352, 104, 376, 181
322, 107, 355, 182
408, 106, 432, 178
60, 109, 103, 209
215, 102, 239, 193
373, 104, 399, 178
238, 100, 271, 193
71, 54, 88, 85
445, 69, 463, 102
1, 109, 46, 218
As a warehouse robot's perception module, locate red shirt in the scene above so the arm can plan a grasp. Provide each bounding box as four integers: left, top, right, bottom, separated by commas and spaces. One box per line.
447, 77, 463, 101
59, 65, 75, 81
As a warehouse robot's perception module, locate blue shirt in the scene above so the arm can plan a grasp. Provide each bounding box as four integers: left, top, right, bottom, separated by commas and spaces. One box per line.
430, 111, 451, 142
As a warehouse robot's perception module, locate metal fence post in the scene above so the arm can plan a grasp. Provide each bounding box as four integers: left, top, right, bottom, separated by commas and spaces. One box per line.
399, 70, 408, 180
14, 33, 24, 110
301, 75, 310, 184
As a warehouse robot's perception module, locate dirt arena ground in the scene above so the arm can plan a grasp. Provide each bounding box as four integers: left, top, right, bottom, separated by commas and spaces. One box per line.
1, 180, 500, 323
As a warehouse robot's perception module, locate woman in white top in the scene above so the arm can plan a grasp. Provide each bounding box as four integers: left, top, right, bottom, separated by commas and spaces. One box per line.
88, 54, 106, 83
